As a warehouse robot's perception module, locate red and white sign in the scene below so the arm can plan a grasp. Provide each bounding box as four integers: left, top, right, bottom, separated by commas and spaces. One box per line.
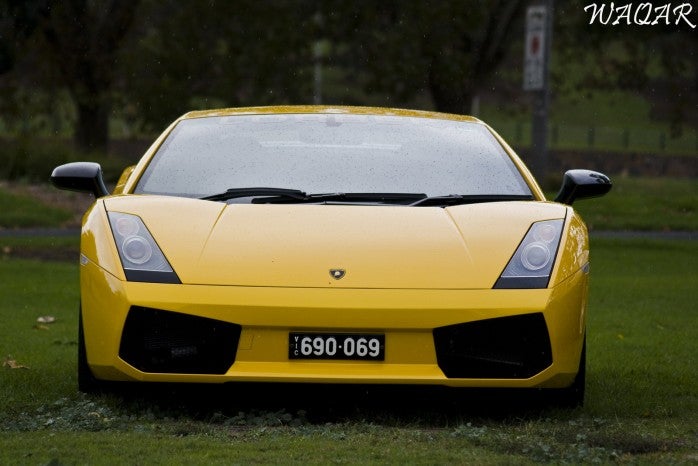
523, 5, 547, 91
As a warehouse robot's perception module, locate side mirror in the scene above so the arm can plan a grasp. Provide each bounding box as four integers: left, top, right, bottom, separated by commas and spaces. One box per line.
554, 169, 612, 205
50, 162, 109, 198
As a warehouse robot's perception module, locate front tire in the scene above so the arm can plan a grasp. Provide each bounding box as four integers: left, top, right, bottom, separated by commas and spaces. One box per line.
78, 307, 106, 393
554, 336, 586, 408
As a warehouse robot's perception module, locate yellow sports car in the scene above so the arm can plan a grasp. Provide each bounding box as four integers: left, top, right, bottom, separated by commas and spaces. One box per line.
51, 106, 611, 406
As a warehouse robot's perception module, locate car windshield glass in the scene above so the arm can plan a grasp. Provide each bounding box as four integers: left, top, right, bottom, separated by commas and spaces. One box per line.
134, 114, 532, 199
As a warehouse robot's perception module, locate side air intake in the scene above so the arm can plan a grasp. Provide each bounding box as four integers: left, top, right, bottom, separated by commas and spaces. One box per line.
119, 307, 241, 374
433, 313, 552, 379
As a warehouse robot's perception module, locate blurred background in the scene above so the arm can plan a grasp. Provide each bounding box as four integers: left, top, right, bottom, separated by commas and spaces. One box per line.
0, 0, 696, 183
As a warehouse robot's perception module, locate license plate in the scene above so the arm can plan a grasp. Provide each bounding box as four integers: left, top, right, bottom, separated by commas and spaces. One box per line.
289, 333, 385, 360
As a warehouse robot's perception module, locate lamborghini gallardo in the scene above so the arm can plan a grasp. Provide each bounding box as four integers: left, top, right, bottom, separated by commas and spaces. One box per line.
51, 106, 611, 406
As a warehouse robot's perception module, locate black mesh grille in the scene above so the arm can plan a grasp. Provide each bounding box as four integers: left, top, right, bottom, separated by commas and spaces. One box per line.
433, 313, 552, 379
119, 307, 241, 374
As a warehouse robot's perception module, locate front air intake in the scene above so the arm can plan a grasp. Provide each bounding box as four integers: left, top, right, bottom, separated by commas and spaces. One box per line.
433, 313, 552, 379
119, 307, 241, 374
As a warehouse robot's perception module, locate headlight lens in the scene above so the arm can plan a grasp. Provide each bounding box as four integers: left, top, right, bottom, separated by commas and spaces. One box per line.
107, 212, 180, 283
494, 219, 564, 289
114, 215, 139, 236
521, 242, 550, 270
122, 236, 153, 264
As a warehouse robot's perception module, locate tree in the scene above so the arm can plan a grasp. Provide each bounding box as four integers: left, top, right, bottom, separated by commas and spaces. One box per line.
0, 0, 67, 137
3, 0, 530, 146
553, 0, 697, 134
323, 0, 526, 114
37, 0, 140, 153
117, 0, 318, 131
0, 0, 44, 75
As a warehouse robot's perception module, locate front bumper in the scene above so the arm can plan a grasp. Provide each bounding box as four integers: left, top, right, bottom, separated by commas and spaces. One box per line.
80, 259, 587, 389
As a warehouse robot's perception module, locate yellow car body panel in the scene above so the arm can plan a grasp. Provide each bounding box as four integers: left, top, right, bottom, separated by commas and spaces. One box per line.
103, 196, 568, 289
79, 200, 588, 388
112, 165, 135, 195
60, 106, 607, 400
80, 249, 586, 388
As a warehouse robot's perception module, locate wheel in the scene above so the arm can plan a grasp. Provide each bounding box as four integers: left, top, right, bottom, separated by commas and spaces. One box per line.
553, 336, 586, 408
78, 307, 106, 393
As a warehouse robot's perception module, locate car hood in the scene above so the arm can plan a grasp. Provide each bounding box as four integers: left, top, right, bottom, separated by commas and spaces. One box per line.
104, 196, 567, 289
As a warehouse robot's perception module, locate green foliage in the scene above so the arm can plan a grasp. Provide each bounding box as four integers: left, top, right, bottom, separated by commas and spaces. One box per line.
326, 1, 525, 114
0, 138, 132, 184
2, 0, 696, 151
554, 0, 696, 133
117, 0, 317, 131
0, 138, 75, 182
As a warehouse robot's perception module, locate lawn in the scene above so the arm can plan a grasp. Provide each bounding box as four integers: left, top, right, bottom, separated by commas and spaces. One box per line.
0, 237, 696, 463
0, 186, 73, 229
482, 89, 698, 156
564, 177, 698, 232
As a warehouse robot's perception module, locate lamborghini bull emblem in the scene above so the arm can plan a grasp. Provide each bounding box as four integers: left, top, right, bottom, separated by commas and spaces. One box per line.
330, 269, 346, 280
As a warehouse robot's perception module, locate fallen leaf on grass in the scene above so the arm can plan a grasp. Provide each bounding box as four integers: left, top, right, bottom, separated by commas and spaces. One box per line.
37, 316, 56, 324
33, 324, 50, 331
2, 356, 29, 369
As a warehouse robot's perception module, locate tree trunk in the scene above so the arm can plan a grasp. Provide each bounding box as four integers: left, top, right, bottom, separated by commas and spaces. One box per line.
74, 98, 109, 154
428, 58, 473, 115
38, 1, 140, 155
430, 82, 473, 115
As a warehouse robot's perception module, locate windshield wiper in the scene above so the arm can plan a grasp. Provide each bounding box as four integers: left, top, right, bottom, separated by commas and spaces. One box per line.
409, 194, 534, 207
310, 192, 426, 202
201, 190, 533, 206
251, 192, 428, 204
201, 189, 426, 204
200, 187, 307, 202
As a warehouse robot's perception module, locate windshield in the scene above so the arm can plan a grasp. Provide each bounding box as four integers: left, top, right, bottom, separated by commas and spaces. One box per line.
134, 114, 532, 199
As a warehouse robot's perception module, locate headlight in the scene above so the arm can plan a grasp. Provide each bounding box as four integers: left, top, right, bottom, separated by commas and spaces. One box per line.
107, 212, 180, 284
122, 236, 153, 264
494, 219, 564, 289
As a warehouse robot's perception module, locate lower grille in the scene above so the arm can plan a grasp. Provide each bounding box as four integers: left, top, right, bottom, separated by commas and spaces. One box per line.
119, 307, 241, 374
433, 313, 552, 379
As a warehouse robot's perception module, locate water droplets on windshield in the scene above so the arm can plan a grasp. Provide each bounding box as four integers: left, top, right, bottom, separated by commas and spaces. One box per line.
135, 114, 531, 199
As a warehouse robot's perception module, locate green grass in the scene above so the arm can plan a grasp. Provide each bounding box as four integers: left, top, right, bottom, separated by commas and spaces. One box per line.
1, 429, 522, 465
0, 188, 73, 228
586, 239, 697, 418
0, 238, 696, 463
0, 236, 79, 262
482, 89, 698, 156
490, 120, 698, 155
0, 260, 78, 407
547, 176, 698, 231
